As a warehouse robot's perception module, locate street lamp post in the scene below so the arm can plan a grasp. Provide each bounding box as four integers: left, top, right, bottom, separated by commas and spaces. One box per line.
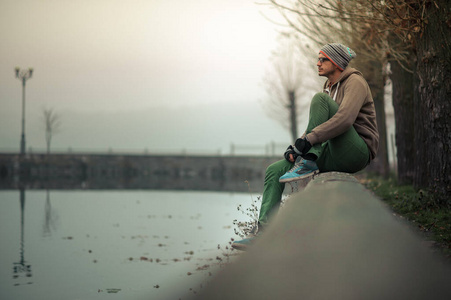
15, 67, 33, 155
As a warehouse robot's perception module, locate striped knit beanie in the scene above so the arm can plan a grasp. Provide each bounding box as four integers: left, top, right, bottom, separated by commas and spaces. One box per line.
320, 43, 356, 71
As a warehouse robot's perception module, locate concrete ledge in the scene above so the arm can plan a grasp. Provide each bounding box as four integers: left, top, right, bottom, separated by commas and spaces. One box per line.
284, 172, 359, 195
196, 173, 451, 299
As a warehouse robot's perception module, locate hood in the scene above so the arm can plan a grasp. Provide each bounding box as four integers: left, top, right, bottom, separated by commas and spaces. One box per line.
323, 67, 364, 90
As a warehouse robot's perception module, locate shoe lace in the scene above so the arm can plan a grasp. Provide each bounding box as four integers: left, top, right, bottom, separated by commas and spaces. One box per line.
287, 158, 306, 173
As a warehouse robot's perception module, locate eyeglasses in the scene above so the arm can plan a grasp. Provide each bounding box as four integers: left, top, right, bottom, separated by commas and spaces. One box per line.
317, 57, 330, 63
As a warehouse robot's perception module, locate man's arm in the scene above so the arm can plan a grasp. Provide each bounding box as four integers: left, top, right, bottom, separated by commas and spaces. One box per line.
306, 76, 367, 145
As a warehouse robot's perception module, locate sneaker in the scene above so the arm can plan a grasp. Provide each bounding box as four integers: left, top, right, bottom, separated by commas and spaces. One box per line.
231, 236, 256, 251
279, 158, 319, 183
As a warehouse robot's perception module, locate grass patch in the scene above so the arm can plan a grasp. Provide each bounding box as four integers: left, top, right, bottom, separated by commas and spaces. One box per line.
360, 174, 451, 259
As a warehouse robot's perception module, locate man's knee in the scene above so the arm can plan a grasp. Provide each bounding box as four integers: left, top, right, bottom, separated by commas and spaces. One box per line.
313, 92, 329, 99
309, 92, 338, 117
311, 92, 332, 106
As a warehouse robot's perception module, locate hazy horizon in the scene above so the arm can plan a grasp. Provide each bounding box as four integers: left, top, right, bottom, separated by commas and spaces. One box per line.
0, 0, 322, 155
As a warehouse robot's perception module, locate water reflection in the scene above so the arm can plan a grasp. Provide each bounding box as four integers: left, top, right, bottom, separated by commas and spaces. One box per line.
0, 155, 268, 298
11, 189, 58, 287
12, 188, 33, 286
43, 190, 58, 237
1, 188, 249, 299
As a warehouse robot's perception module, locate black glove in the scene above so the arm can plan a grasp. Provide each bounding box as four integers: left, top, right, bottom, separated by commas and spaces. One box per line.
283, 145, 299, 162
293, 138, 312, 156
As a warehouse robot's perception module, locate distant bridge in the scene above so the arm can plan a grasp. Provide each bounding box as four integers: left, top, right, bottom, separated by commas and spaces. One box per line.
0, 141, 288, 157
0, 153, 281, 192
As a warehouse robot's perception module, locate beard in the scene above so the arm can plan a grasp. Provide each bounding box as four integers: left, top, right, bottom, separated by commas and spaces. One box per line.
318, 67, 334, 77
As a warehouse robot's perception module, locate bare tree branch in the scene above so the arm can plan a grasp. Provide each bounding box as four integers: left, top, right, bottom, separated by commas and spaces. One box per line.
42, 107, 61, 154
261, 33, 319, 141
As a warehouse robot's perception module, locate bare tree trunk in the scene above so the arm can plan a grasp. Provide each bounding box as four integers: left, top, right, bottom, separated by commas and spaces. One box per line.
369, 89, 390, 177
362, 59, 390, 178
288, 90, 298, 141
413, 0, 451, 202
390, 56, 415, 184
43, 108, 60, 156
46, 138, 51, 155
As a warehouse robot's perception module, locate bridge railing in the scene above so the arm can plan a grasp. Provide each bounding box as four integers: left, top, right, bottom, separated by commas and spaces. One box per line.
0, 141, 288, 157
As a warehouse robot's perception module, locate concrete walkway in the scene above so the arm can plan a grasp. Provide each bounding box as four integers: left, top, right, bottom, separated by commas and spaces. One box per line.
195, 172, 451, 299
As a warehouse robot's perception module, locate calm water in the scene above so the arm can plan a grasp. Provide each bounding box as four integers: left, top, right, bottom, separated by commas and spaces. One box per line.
0, 190, 256, 300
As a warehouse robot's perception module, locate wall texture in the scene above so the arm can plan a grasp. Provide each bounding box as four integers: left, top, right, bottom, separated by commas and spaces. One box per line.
0, 153, 279, 192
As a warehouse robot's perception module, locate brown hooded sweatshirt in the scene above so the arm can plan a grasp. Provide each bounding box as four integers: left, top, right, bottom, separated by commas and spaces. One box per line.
305, 67, 379, 160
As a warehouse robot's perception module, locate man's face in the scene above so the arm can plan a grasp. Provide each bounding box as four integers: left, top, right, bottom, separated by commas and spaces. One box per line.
317, 53, 337, 77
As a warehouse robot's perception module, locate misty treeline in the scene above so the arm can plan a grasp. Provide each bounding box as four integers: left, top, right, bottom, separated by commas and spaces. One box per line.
264, 0, 450, 203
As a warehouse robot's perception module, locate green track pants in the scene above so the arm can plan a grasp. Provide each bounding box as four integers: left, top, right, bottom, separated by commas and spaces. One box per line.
258, 92, 370, 225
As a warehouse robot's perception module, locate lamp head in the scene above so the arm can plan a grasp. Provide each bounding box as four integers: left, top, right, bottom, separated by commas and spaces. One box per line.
15, 67, 20, 78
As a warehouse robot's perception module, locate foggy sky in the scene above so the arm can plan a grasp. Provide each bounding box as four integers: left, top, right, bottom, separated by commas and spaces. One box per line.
0, 0, 317, 154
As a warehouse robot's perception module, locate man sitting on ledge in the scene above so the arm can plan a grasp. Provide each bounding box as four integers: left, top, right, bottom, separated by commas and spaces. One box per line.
233, 43, 379, 250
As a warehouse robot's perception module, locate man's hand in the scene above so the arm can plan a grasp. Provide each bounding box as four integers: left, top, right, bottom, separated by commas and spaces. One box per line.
284, 145, 298, 163
293, 138, 312, 156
